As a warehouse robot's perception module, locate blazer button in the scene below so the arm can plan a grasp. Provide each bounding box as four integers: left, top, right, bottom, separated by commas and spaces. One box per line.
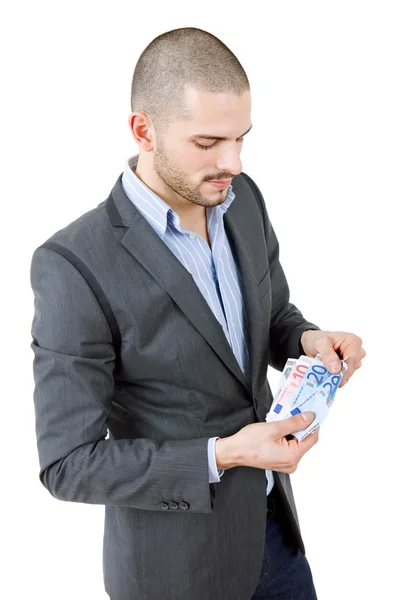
178, 501, 189, 511
160, 502, 169, 510
169, 501, 179, 510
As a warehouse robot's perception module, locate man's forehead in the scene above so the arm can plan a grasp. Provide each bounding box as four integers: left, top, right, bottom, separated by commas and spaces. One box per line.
175, 86, 251, 136
184, 86, 250, 112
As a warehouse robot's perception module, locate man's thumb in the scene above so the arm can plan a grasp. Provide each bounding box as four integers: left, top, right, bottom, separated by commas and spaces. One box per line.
315, 340, 342, 374
277, 411, 315, 436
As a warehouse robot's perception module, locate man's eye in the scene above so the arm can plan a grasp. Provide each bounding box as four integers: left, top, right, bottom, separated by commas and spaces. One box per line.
195, 142, 216, 151
195, 138, 244, 151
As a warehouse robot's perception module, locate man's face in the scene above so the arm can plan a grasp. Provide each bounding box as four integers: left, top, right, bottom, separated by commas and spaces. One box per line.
152, 85, 252, 209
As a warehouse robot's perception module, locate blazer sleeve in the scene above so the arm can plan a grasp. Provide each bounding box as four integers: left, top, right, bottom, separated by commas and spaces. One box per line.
30, 246, 214, 512
246, 175, 321, 371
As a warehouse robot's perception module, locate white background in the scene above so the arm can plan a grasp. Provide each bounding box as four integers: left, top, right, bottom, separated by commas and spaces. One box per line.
2, 1, 399, 598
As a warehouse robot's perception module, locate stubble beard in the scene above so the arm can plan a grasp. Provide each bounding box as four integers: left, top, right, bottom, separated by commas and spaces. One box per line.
153, 142, 228, 209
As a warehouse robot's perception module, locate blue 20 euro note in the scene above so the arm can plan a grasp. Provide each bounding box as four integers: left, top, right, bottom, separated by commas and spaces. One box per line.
267, 354, 348, 441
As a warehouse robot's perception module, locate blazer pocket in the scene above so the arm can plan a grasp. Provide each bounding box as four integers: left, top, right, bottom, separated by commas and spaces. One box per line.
257, 268, 270, 302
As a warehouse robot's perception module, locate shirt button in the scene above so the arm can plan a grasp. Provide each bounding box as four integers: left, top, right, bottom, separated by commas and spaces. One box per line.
178, 501, 190, 511
190, 234, 197, 239
159, 502, 169, 510
232, 321, 235, 328
242, 368, 246, 374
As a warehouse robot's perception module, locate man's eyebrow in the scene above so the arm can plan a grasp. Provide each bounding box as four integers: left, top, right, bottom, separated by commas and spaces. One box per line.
191, 124, 253, 141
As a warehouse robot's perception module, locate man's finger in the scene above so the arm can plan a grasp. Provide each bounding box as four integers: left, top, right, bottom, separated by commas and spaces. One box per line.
273, 411, 315, 438
314, 337, 342, 374
340, 336, 365, 381
290, 425, 320, 454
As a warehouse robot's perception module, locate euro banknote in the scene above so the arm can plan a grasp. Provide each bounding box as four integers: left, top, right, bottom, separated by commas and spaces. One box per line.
266, 354, 348, 440
267, 355, 312, 422
273, 358, 297, 401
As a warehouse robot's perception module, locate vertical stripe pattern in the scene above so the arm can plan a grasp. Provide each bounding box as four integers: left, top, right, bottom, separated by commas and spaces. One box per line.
122, 155, 252, 386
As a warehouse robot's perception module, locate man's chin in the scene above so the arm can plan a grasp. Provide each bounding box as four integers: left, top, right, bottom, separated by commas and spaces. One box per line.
204, 196, 228, 207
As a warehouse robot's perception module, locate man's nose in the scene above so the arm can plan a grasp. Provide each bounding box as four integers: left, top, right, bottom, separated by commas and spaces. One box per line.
215, 148, 242, 177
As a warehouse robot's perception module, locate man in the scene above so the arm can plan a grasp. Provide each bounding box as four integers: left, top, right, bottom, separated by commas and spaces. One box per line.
30, 27, 365, 600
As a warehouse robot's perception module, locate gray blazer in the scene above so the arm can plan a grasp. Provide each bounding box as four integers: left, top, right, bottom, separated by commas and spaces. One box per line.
30, 171, 319, 600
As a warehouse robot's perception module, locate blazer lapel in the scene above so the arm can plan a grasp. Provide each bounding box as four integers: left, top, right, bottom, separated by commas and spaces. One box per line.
106, 174, 263, 397
223, 204, 264, 398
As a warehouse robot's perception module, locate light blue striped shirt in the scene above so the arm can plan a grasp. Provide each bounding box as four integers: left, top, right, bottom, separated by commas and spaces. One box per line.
122, 155, 274, 495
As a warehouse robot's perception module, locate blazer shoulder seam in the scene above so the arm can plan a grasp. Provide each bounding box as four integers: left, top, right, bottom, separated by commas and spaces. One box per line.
37, 242, 121, 364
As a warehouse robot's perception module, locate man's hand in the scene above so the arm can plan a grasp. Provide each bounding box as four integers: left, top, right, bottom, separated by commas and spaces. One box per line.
215, 411, 319, 473
300, 330, 366, 388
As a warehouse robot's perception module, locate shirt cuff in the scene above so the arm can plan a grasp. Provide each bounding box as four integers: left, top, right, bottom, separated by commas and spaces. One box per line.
207, 437, 225, 483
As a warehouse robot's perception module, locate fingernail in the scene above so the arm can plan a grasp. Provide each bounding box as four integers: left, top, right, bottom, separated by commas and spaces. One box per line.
329, 361, 341, 372
301, 411, 314, 422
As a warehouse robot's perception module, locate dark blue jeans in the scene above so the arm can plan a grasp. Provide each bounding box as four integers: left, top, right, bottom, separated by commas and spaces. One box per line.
251, 489, 318, 600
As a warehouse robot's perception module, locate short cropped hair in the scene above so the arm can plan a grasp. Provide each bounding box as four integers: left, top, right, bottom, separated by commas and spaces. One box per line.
130, 27, 250, 136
